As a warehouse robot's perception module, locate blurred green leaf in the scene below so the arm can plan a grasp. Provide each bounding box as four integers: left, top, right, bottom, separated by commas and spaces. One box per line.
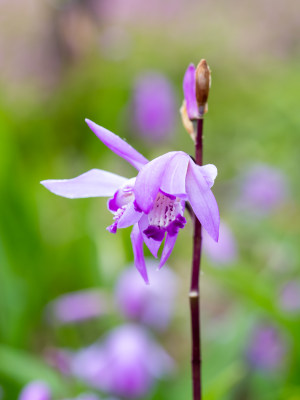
204, 362, 246, 400
0, 344, 67, 396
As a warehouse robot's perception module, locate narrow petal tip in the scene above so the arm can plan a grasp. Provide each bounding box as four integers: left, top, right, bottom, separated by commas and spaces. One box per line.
207, 210, 220, 243
85, 118, 97, 131
85, 118, 148, 171
40, 180, 50, 191
214, 228, 220, 243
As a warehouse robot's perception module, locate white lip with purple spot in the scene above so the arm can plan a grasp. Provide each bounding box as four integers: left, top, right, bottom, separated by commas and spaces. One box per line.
143, 192, 186, 241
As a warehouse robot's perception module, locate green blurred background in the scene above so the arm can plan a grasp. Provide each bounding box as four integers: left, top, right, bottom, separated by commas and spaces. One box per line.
0, 0, 300, 399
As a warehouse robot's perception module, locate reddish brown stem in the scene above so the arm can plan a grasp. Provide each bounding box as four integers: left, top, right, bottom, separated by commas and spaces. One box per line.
189, 118, 203, 400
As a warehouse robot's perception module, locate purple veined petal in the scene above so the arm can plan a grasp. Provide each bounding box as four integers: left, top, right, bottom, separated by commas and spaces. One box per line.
198, 164, 218, 188
134, 152, 178, 213
85, 119, 148, 171
183, 64, 198, 120
138, 214, 163, 258
186, 160, 220, 242
160, 152, 189, 197
130, 224, 149, 284
159, 233, 178, 269
117, 201, 142, 229
41, 169, 128, 199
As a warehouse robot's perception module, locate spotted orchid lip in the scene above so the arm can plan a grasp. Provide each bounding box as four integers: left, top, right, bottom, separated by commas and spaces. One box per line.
143, 225, 165, 241
142, 192, 186, 242
144, 214, 186, 242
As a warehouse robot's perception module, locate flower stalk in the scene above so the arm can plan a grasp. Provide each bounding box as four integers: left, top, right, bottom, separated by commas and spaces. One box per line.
188, 59, 211, 400
190, 117, 204, 400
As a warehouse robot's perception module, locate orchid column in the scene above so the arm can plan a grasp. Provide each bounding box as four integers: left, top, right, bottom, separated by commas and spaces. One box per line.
182, 59, 212, 400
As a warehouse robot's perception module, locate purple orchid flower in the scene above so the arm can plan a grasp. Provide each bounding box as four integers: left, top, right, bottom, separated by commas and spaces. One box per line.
246, 324, 286, 371
41, 119, 219, 283
46, 289, 107, 325
279, 281, 300, 312
18, 381, 51, 400
115, 259, 177, 330
132, 72, 176, 141
71, 324, 173, 399
236, 163, 289, 216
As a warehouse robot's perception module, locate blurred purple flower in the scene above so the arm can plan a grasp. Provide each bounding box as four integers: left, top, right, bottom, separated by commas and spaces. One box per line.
41, 119, 219, 283
62, 394, 101, 400
19, 381, 51, 400
46, 289, 107, 324
203, 221, 237, 266
237, 164, 289, 215
132, 72, 176, 141
44, 347, 72, 375
246, 324, 286, 371
115, 259, 177, 330
279, 281, 300, 312
71, 324, 173, 399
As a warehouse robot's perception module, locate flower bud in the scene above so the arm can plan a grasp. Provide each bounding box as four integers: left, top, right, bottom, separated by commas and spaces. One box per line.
195, 59, 211, 116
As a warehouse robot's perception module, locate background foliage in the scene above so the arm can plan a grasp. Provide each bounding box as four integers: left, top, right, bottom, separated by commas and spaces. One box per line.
0, 0, 299, 399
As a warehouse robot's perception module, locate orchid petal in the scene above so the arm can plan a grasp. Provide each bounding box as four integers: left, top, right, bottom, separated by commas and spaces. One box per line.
41, 169, 127, 199
186, 161, 220, 241
138, 214, 163, 258
85, 119, 148, 171
159, 233, 178, 269
134, 152, 177, 213
198, 164, 218, 188
117, 202, 142, 229
130, 224, 149, 284
183, 64, 198, 120
160, 152, 189, 197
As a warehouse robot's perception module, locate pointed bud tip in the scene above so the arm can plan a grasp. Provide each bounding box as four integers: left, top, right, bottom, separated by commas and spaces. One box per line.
195, 59, 211, 113
198, 59, 208, 69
